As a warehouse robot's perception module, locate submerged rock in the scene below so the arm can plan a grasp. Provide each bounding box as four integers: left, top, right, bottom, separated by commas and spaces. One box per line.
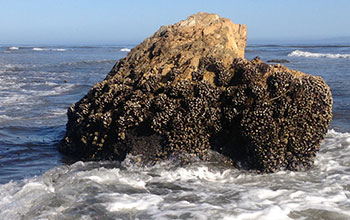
59, 13, 332, 172
267, 59, 290, 63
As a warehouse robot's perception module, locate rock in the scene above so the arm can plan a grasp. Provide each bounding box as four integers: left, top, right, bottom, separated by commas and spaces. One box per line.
267, 59, 290, 63
59, 13, 333, 172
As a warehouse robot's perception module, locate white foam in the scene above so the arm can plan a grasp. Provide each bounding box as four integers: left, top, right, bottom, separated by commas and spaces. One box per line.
0, 115, 22, 123
1, 63, 31, 72
120, 48, 131, 52
43, 83, 75, 96
32, 47, 46, 51
288, 50, 350, 59
44, 81, 59, 86
0, 114, 13, 121
0, 93, 30, 105
156, 165, 233, 183
8, 47, 19, 50
106, 194, 163, 212
0, 73, 75, 108
0, 180, 54, 220
84, 168, 148, 188
48, 108, 66, 116
51, 48, 67, 52
234, 206, 292, 220
32, 47, 67, 52
1, 130, 350, 219
17, 83, 76, 97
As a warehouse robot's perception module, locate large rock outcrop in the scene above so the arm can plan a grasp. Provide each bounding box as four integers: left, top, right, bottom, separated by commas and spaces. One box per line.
59, 13, 333, 172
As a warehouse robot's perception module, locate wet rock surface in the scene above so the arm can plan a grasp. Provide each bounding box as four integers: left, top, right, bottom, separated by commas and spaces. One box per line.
59, 13, 333, 172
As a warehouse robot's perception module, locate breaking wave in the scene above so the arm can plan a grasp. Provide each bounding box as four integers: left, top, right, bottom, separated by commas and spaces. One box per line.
32, 47, 46, 51
120, 48, 131, 52
0, 130, 350, 219
288, 50, 350, 59
8, 47, 19, 50
32, 47, 67, 52
51, 48, 67, 52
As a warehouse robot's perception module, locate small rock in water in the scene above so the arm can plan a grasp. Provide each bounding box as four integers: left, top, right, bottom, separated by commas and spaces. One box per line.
59, 12, 333, 173
267, 59, 290, 63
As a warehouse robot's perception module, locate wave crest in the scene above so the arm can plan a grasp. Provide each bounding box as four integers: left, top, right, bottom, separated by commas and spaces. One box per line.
51, 48, 67, 51
120, 48, 131, 52
32, 47, 67, 52
32, 47, 46, 51
288, 50, 350, 59
8, 47, 19, 50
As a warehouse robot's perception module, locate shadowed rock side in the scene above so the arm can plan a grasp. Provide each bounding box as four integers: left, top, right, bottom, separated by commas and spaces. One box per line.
59, 13, 332, 172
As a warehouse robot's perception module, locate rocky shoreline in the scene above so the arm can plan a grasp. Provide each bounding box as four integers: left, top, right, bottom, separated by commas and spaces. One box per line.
59, 13, 332, 172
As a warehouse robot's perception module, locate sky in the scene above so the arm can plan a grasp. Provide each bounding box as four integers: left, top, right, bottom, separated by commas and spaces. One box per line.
1, 0, 350, 45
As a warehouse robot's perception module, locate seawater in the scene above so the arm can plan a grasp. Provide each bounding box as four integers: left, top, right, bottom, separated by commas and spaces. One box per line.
0, 44, 350, 219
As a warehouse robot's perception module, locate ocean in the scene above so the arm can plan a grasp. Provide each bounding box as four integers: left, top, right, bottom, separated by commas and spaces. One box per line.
0, 44, 349, 219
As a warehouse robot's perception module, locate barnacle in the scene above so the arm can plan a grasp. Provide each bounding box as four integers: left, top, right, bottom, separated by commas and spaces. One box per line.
60, 17, 332, 173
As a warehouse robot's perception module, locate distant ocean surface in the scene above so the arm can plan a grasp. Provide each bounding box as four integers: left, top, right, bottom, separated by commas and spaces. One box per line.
0, 44, 349, 219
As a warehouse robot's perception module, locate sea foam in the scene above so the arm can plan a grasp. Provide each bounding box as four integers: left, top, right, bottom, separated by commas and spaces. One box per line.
51, 48, 67, 52
8, 47, 19, 50
32, 47, 67, 52
120, 48, 131, 52
32, 47, 46, 51
1, 130, 350, 220
288, 50, 350, 59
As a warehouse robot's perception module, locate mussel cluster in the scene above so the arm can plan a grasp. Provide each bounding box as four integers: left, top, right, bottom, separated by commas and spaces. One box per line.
60, 56, 332, 172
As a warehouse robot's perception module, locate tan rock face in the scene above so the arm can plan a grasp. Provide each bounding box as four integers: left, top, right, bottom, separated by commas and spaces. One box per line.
59, 13, 332, 173
108, 12, 247, 84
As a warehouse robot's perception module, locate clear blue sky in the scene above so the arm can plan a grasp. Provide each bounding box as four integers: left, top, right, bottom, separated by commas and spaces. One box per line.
1, 0, 350, 45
